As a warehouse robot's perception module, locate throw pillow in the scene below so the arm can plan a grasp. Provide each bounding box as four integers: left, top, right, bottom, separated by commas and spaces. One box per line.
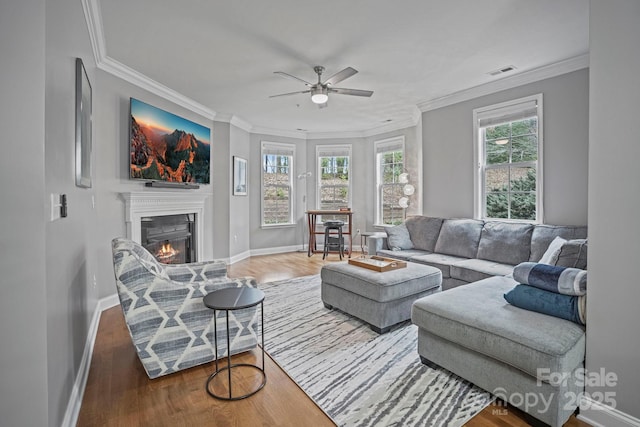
538, 236, 566, 265
513, 262, 587, 296
504, 284, 586, 325
555, 239, 588, 270
384, 223, 414, 251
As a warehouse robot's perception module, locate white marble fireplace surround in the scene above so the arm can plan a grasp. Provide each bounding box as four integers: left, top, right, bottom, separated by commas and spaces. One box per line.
120, 192, 208, 262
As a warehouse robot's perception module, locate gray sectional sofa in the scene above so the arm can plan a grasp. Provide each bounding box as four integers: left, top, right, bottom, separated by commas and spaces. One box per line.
369, 216, 587, 290
370, 216, 588, 426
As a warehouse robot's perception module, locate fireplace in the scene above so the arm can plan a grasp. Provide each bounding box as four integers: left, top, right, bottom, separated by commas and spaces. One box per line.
121, 192, 208, 263
141, 214, 196, 264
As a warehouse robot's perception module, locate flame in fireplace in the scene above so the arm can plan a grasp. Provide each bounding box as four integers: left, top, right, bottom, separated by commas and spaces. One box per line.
156, 240, 179, 262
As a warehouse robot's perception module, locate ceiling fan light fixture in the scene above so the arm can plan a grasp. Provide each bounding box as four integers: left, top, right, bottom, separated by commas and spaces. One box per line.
311, 87, 328, 104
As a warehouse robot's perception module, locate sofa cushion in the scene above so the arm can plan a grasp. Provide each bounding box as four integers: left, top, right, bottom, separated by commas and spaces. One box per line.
477, 221, 534, 265
504, 284, 586, 325
410, 252, 469, 279
530, 225, 588, 262
404, 216, 444, 252
538, 236, 566, 265
384, 223, 414, 250
434, 219, 484, 259
411, 276, 586, 379
450, 258, 515, 283
377, 248, 431, 261
555, 239, 588, 270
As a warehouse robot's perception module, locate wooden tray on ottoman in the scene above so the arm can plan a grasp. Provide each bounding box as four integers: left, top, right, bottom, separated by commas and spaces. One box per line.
348, 256, 407, 272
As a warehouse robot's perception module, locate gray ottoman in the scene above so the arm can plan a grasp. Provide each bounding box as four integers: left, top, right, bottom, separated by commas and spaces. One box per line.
321, 261, 442, 333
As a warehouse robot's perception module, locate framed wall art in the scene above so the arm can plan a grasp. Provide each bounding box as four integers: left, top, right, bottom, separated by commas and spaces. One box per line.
233, 156, 247, 196
75, 58, 92, 188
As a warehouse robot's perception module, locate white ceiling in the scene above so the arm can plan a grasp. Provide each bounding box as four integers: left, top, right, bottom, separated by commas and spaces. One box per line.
97, 0, 589, 135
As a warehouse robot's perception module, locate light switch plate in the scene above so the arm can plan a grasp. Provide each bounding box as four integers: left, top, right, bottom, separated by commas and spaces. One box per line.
50, 193, 61, 221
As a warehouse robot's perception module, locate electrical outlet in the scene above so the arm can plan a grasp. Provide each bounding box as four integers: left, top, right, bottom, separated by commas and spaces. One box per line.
92, 274, 97, 289
356, 228, 361, 235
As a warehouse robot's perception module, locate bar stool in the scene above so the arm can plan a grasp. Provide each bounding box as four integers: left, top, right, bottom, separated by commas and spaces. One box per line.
323, 220, 345, 260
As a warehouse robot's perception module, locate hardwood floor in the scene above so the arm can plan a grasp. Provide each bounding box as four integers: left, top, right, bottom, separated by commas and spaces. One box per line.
77, 252, 590, 427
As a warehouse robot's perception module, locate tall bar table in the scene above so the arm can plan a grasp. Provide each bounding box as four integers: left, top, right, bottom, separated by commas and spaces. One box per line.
306, 210, 353, 258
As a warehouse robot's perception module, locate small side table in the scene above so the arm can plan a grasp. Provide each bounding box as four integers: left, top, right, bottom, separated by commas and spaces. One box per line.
359, 231, 378, 257
203, 287, 266, 400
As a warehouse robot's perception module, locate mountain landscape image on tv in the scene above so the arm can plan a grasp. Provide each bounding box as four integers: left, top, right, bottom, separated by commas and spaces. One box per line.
130, 98, 211, 184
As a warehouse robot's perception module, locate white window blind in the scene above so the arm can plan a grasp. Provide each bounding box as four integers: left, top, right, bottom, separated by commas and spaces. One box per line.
476, 98, 539, 128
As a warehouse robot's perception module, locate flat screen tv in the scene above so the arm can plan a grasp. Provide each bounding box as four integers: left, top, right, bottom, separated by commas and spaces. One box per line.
130, 98, 211, 184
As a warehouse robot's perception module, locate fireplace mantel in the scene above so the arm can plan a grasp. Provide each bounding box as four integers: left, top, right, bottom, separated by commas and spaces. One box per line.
120, 191, 208, 262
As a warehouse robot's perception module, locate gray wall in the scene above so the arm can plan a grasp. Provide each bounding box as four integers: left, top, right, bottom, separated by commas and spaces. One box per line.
210, 121, 231, 259
249, 124, 422, 253
0, 1, 49, 426
587, 0, 640, 419
229, 124, 251, 258
249, 133, 307, 251
44, 0, 100, 424
93, 71, 218, 298
422, 69, 589, 226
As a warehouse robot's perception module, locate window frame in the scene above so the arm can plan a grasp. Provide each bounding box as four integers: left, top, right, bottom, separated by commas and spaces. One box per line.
374, 136, 406, 227
473, 94, 544, 223
316, 145, 352, 217
261, 141, 296, 228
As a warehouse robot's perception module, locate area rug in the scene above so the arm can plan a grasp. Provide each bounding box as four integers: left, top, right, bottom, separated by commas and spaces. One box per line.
260, 274, 494, 427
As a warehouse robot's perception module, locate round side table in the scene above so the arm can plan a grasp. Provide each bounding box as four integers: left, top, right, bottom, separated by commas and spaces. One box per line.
203, 287, 266, 400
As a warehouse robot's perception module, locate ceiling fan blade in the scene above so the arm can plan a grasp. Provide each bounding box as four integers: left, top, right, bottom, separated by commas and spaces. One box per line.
273, 71, 313, 87
323, 67, 358, 86
329, 87, 374, 97
269, 90, 311, 98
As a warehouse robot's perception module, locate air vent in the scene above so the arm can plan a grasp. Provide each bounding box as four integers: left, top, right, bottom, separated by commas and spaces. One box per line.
488, 65, 517, 76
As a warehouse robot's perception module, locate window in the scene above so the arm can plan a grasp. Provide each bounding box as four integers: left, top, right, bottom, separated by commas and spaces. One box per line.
317, 145, 351, 221
261, 142, 295, 226
473, 94, 543, 222
375, 136, 405, 226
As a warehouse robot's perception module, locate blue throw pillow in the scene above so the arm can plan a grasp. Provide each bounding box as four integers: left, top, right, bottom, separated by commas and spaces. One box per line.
384, 223, 414, 251
504, 284, 586, 325
513, 262, 587, 296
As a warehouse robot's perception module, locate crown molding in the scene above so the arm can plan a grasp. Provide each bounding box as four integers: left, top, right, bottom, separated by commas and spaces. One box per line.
230, 116, 253, 133
417, 54, 589, 112
213, 112, 234, 123
84, 0, 584, 139
81, 0, 106, 65
250, 126, 307, 140
82, 0, 216, 121
98, 56, 216, 120
304, 107, 421, 140
213, 114, 254, 134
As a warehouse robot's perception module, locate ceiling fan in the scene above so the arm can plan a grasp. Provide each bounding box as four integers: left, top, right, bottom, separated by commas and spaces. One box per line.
270, 66, 373, 108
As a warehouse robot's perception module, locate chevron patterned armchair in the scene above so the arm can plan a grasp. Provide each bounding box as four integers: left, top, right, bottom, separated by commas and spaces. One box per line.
111, 237, 259, 379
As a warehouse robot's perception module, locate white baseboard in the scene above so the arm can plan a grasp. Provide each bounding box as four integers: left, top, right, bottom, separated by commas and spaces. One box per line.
579, 396, 640, 427
61, 294, 119, 427
229, 250, 251, 265
250, 245, 301, 257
